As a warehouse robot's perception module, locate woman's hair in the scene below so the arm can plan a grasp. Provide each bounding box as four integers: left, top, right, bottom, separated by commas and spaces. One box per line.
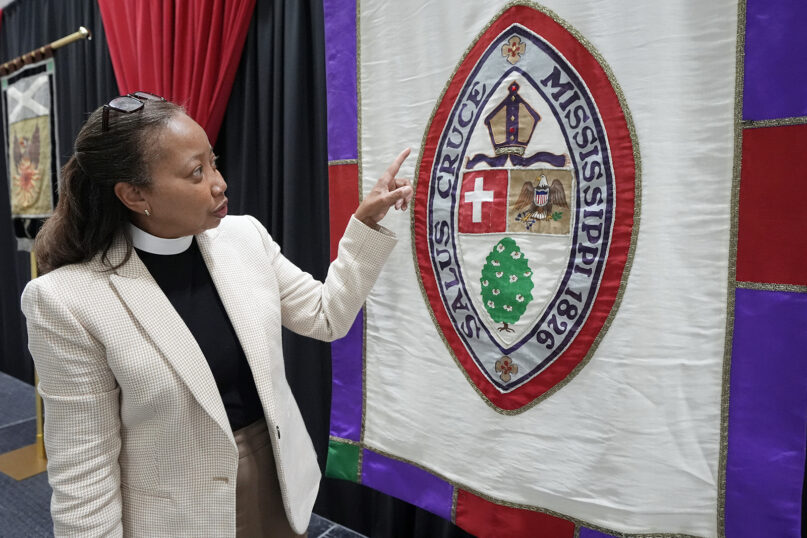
34, 99, 183, 274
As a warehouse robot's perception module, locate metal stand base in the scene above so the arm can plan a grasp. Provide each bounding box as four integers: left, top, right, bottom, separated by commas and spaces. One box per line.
0, 443, 47, 480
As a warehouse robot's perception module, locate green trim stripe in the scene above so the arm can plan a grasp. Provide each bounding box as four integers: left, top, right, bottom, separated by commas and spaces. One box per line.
325, 439, 361, 483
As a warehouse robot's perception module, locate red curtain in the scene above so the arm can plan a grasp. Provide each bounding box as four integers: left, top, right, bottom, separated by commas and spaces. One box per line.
98, 0, 255, 145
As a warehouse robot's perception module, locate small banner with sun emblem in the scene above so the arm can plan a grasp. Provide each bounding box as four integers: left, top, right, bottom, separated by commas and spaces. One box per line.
1, 58, 59, 250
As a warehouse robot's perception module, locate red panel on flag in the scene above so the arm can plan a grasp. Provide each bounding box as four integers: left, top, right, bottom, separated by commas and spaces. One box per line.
737, 124, 807, 286
458, 170, 508, 233
329, 163, 359, 262
455, 490, 575, 538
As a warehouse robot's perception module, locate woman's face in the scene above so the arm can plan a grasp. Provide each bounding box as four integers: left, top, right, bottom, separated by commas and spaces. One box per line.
133, 112, 228, 238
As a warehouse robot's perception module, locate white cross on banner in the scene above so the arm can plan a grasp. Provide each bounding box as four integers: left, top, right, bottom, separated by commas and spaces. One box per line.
464, 176, 494, 223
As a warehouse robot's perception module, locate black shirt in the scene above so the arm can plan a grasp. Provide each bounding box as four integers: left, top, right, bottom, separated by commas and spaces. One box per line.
136, 239, 264, 430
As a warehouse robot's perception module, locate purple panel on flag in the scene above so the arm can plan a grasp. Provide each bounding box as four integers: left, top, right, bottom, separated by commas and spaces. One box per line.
329, 310, 363, 441
743, 0, 807, 120
579, 528, 617, 538
725, 288, 807, 537
323, 0, 358, 161
362, 449, 454, 521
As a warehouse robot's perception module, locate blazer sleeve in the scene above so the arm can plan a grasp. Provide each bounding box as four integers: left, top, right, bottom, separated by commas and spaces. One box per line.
21, 277, 123, 538
247, 215, 397, 341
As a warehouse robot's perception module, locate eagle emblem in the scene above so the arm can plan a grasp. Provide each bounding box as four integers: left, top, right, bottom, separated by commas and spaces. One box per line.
511, 174, 568, 230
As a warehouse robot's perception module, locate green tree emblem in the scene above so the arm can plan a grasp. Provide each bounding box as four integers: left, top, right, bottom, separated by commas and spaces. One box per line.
480, 237, 534, 333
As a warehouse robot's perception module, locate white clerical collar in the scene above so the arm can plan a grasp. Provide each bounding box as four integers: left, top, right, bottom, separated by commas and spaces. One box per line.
128, 223, 193, 255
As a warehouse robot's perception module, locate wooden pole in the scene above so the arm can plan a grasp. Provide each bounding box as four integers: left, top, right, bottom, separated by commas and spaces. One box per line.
31, 253, 46, 460
0, 26, 91, 76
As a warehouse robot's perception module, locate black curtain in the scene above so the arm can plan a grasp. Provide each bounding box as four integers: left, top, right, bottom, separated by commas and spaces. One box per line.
215, 1, 472, 536
215, 0, 332, 480
0, 0, 118, 384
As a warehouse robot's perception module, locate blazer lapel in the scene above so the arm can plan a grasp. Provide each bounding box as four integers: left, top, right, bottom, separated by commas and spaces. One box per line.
196, 226, 279, 425
105, 235, 235, 448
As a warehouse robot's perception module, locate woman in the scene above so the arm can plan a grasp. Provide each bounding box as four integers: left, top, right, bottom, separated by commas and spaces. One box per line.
21, 93, 412, 537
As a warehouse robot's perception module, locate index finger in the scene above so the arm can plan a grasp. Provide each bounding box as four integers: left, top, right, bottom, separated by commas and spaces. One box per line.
383, 148, 411, 183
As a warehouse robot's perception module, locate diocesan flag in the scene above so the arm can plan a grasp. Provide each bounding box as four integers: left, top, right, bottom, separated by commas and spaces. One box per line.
323, 1, 807, 537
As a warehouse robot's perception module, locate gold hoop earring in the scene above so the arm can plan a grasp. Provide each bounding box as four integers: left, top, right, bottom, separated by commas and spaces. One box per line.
144, 209, 151, 217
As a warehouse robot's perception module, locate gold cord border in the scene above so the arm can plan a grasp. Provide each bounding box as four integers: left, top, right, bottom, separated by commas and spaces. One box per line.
356, 0, 364, 204
329, 158, 359, 166
357, 440, 703, 538
736, 280, 807, 293
357, 0, 367, 485
342, 1, 767, 536
742, 116, 807, 129
716, 1, 747, 536
329, 435, 361, 446
358, 304, 367, 482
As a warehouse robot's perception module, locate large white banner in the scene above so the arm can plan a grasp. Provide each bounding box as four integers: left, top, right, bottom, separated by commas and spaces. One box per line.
328, 2, 740, 536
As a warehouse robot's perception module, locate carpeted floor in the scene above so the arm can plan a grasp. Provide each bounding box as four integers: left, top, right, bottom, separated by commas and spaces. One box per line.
0, 371, 363, 537
0, 370, 52, 537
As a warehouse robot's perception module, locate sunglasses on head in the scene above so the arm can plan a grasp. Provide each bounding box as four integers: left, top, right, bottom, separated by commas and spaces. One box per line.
102, 91, 166, 132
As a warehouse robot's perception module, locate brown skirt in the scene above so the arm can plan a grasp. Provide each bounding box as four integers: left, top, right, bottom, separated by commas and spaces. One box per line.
235, 419, 307, 538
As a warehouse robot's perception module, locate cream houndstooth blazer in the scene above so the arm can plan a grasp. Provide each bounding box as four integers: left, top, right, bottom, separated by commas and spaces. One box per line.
21, 215, 396, 537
